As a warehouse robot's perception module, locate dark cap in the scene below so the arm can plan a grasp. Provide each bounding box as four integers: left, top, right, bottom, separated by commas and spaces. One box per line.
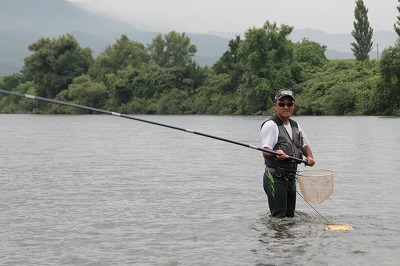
274, 89, 295, 101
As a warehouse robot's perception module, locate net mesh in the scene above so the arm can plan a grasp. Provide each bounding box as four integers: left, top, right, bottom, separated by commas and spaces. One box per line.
296, 169, 334, 204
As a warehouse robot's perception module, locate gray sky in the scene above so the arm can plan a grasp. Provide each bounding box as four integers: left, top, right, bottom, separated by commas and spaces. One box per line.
68, 0, 397, 34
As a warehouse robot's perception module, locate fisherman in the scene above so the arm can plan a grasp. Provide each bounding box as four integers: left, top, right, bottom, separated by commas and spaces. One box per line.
260, 89, 315, 218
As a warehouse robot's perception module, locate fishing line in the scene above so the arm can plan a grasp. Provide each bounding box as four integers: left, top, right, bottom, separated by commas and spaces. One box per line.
0, 89, 307, 164
287, 177, 332, 224
288, 177, 353, 230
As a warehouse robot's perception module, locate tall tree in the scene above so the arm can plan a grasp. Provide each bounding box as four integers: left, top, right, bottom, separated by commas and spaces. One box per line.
148, 31, 197, 68
147, 31, 200, 92
394, 0, 400, 44
89, 34, 150, 80
213, 35, 242, 75
235, 21, 296, 114
373, 46, 400, 115
351, 0, 373, 61
294, 39, 328, 68
213, 35, 243, 92
23, 34, 93, 98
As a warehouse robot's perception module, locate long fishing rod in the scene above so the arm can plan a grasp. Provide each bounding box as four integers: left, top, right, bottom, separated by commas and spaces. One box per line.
2, 89, 354, 230
0, 88, 307, 164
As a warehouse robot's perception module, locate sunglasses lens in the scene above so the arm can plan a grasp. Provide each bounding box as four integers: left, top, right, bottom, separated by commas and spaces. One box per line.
278, 102, 294, 107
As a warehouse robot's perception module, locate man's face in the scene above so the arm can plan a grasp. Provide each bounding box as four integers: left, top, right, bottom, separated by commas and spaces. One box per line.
274, 96, 295, 119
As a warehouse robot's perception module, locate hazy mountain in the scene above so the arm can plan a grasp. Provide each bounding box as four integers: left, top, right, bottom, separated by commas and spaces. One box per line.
0, 0, 141, 36
0, 0, 397, 75
289, 28, 396, 59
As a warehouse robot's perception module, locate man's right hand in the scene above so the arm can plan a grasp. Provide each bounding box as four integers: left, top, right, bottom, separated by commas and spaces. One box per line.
276, 149, 288, 160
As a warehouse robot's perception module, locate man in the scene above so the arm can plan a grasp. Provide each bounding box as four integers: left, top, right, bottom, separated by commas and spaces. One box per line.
260, 89, 315, 218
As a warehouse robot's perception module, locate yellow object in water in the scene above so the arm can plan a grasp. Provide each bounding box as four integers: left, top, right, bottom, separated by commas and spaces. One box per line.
324, 224, 353, 231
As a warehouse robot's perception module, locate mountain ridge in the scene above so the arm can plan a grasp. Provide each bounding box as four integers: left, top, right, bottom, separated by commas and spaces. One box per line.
0, 0, 397, 75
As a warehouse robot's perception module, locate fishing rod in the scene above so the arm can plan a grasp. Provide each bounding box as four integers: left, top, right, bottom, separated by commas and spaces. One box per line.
2, 89, 354, 230
0, 88, 307, 164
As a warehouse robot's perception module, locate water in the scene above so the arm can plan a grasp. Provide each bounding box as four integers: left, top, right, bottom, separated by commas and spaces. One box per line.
1, 114, 399, 265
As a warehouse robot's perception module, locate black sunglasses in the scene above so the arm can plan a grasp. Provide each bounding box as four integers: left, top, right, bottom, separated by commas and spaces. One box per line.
277, 102, 294, 107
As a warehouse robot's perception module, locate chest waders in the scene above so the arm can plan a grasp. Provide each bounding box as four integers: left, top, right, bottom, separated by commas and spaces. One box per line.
262, 115, 303, 218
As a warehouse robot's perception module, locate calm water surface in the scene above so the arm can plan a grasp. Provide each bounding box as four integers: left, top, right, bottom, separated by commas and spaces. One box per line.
1, 114, 399, 265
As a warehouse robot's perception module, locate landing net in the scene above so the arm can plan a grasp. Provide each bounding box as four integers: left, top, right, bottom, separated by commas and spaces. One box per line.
296, 169, 334, 204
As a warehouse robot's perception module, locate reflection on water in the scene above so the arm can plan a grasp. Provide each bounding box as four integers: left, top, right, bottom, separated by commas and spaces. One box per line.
259, 217, 297, 239
252, 211, 343, 265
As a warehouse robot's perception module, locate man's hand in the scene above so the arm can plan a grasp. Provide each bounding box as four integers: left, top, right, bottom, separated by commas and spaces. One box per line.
276, 149, 288, 160
306, 156, 315, 166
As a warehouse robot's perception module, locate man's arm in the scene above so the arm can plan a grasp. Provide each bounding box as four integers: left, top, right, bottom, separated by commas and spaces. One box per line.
263, 148, 287, 160
302, 145, 315, 166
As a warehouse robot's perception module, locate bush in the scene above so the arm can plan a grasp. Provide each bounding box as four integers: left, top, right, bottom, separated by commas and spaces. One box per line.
155, 88, 190, 114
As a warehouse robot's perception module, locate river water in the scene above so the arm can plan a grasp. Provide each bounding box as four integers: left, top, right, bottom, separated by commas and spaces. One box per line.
1, 114, 399, 265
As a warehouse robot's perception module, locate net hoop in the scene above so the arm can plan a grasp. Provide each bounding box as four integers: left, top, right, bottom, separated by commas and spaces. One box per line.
296, 169, 334, 204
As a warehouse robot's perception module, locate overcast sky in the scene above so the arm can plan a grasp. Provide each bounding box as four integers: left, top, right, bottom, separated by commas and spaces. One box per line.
68, 0, 398, 35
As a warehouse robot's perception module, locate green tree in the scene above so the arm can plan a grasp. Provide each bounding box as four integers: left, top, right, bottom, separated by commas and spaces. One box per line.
148, 31, 197, 68
373, 45, 400, 115
107, 63, 185, 108
235, 21, 296, 114
51, 75, 108, 114
293, 39, 328, 83
155, 88, 190, 114
14, 82, 41, 113
191, 73, 237, 114
89, 34, 150, 80
213, 35, 244, 92
0, 81, 40, 113
213, 35, 241, 74
297, 59, 379, 115
23, 34, 93, 98
325, 86, 357, 115
351, 0, 373, 61
147, 31, 203, 94
0, 73, 25, 91
294, 39, 328, 68
394, 0, 400, 44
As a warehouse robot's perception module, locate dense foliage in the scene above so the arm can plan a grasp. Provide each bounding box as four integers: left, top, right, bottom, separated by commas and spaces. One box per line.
24, 34, 94, 98
1, 23, 400, 116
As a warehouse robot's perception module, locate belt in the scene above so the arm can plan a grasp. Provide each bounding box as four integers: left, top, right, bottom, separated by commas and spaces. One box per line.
265, 167, 277, 173
265, 167, 297, 180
